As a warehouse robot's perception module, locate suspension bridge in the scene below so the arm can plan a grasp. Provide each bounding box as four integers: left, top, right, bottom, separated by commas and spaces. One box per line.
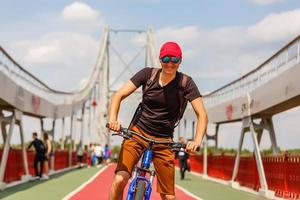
0, 27, 300, 199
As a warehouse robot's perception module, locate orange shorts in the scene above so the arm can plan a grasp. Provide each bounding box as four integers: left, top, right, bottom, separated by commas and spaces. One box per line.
115, 125, 175, 195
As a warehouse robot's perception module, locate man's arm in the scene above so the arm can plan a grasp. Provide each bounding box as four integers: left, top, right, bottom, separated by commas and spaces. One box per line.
46, 140, 51, 155
186, 97, 208, 152
108, 80, 137, 131
27, 141, 33, 150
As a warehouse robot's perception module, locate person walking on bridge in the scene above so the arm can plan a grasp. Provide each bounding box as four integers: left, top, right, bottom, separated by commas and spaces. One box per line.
42, 132, 52, 180
107, 41, 208, 200
27, 132, 45, 179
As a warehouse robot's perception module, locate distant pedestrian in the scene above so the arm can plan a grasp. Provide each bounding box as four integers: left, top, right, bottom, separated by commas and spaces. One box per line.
76, 143, 84, 168
42, 132, 52, 180
104, 144, 111, 165
94, 144, 104, 167
87, 143, 94, 167
27, 132, 45, 178
113, 153, 118, 163
177, 137, 190, 180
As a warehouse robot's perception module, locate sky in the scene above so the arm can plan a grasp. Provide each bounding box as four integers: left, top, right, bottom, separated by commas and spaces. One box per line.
1, 0, 300, 150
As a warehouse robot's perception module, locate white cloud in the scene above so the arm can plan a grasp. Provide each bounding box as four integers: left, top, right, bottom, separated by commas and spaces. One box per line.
250, 0, 285, 5
152, 26, 251, 81
193, 66, 237, 79
145, 8, 300, 84
10, 32, 100, 90
247, 9, 300, 42
27, 45, 62, 64
61, 2, 101, 25
155, 26, 202, 46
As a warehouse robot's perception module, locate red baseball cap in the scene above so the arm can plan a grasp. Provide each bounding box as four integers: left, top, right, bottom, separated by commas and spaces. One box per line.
159, 42, 182, 59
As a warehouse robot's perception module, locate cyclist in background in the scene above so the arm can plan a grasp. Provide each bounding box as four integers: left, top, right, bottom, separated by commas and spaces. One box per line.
177, 137, 190, 180
107, 41, 208, 200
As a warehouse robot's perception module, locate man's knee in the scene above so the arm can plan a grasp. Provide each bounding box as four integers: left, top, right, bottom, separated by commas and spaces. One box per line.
114, 171, 130, 187
160, 194, 175, 200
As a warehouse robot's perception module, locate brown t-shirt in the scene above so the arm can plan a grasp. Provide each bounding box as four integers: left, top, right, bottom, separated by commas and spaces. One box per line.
130, 67, 202, 137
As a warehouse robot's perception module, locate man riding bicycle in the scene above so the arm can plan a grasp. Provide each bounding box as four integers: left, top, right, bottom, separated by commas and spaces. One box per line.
107, 41, 208, 200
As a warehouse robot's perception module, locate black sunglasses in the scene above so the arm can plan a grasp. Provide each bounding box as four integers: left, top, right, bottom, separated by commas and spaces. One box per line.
161, 56, 181, 64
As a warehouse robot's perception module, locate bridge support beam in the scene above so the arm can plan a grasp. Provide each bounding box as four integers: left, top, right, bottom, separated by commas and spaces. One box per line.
61, 118, 65, 150
257, 116, 280, 154
202, 133, 208, 179
0, 109, 31, 189
79, 104, 85, 147
87, 98, 92, 145
229, 117, 274, 199
17, 110, 31, 182
69, 114, 75, 167
206, 123, 219, 150
0, 111, 15, 190
192, 121, 195, 139
1, 112, 7, 143
73, 115, 78, 151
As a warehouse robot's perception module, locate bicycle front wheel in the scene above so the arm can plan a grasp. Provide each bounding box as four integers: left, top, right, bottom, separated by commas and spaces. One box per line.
134, 180, 146, 200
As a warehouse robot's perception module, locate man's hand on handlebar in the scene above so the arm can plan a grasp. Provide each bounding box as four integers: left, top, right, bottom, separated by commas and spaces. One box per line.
186, 141, 200, 153
107, 121, 121, 132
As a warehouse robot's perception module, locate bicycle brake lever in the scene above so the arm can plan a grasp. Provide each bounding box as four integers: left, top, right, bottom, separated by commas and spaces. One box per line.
172, 143, 185, 149
172, 147, 181, 152
112, 132, 131, 139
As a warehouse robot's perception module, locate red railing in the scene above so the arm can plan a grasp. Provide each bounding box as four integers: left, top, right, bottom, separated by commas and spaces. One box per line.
1, 148, 299, 199
189, 154, 203, 173
0, 148, 86, 183
264, 154, 300, 199
72, 152, 77, 166
236, 155, 260, 190
54, 151, 69, 170
175, 153, 300, 199
1, 149, 25, 183
286, 154, 300, 199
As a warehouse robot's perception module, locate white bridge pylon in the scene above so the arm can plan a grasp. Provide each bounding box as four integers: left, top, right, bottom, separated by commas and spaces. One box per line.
0, 27, 159, 189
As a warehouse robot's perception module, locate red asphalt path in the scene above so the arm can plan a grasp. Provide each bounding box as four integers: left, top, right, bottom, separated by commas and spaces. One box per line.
68, 164, 197, 200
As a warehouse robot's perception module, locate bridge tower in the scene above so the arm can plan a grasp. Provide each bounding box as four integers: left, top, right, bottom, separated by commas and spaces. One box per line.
102, 28, 159, 145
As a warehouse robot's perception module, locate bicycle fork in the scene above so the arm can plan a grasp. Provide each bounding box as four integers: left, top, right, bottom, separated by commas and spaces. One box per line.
126, 147, 155, 200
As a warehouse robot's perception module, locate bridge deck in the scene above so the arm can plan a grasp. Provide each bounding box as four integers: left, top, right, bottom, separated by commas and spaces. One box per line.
0, 165, 270, 200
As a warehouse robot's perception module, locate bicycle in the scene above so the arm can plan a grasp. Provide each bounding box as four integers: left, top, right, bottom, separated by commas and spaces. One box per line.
107, 124, 193, 200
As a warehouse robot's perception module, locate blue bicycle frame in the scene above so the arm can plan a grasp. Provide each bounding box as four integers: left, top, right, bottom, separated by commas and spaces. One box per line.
107, 124, 187, 200
126, 143, 155, 200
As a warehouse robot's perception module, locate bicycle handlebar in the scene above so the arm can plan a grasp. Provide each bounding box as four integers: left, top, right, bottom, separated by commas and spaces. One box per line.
106, 123, 200, 151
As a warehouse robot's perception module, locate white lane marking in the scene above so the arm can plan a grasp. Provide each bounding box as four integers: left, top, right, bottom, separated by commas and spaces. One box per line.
62, 165, 110, 200
175, 184, 203, 200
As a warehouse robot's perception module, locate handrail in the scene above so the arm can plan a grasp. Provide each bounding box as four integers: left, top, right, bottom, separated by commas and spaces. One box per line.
0, 28, 110, 105
203, 34, 300, 108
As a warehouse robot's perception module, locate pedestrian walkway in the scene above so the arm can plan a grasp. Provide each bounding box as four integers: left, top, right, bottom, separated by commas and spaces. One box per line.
0, 164, 270, 200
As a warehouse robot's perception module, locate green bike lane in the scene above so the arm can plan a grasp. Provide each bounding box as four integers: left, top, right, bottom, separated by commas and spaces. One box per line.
175, 171, 269, 200
0, 167, 102, 200
0, 165, 269, 200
